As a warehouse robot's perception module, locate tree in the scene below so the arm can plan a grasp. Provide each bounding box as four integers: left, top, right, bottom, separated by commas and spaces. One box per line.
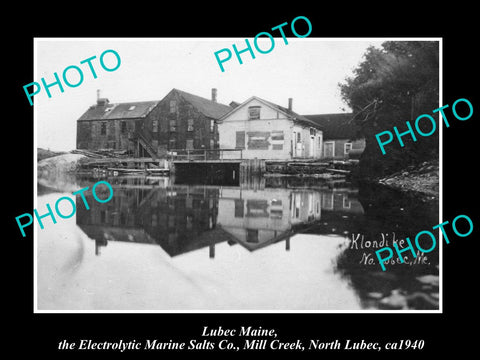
339, 41, 439, 178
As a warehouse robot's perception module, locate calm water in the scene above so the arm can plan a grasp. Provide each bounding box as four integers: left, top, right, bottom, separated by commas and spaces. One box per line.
37, 174, 439, 311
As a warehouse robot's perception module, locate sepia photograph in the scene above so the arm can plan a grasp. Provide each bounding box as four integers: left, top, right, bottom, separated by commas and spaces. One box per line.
33, 38, 440, 312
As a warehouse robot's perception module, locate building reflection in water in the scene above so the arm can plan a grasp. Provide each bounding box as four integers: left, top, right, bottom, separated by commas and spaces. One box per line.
75, 175, 364, 258
73, 175, 439, 310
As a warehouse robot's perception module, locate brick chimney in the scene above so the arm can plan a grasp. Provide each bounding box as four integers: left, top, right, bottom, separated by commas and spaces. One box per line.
288, 98, 293, 111
212, 88, 217, 103
96, 89, 109, 106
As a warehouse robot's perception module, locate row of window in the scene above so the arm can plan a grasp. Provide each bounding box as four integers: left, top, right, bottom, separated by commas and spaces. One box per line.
323, 141, 353, 156
99, 121, 128, 135
169, 139, 216, 150
235, 130, 322, 150
152, 119, 215, 133
97, 119, 216, 135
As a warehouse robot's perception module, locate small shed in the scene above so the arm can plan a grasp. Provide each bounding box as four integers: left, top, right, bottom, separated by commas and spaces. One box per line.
303, 113, 365, 160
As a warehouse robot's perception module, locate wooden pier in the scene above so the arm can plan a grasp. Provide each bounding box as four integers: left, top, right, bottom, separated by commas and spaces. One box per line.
79, 157, 170, 176
78, 149, 266, 181
77, 148, 349, 180
169, 149, 265, 181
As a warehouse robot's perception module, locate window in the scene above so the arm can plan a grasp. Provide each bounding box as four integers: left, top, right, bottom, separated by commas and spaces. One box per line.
271, 199, 282, 206
344, 142, 352, 154
343, 195, 351, 209
152, 119, 158, 132
100, 210, 106, 223
322, 193, 334, 209
169, 138, 176, 150
271, 131, 284, 140
128, 105, 136, 111
296, 132, 301, 143
169, 120, 176, 132
324, 142, 334, 158
235, 131, 245, 149
187, 119, 194, 132
170, 100, 176, 114
234, 199, 244, 218
168, 233, 177, 243
248, 106, 260, 120
100, 122, 107, 135
121, 121, 127, 134
186, 215, 193, 230
270, 209, 283, 219
210, 139, 214, 149
246, 229, 259, 243
210, 119, 215, 133
186, 139, 194, 150
310, 128, 316, 136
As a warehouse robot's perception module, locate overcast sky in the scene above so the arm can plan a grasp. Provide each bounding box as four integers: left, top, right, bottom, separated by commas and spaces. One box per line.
34, 38, 385, 151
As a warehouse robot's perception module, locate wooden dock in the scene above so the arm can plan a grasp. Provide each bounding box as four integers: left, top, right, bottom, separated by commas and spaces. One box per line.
80, 157, 170, 176
77, 148, 351, 180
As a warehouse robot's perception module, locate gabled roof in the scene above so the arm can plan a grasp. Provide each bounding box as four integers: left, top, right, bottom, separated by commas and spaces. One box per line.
303, 113, 361, 140
219, 96, 323, 130
172, 89, 232, 119
78, 100, 159, 121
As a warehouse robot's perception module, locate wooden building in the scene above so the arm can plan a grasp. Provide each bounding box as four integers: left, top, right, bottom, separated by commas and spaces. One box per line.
303, 113, 366, 160
76, 88, 231, 158
217, 187, 322, 251
76, 181, 228, 258
218, 96, 324, 160
76, 96, 159, 156
140, 88, 231, 157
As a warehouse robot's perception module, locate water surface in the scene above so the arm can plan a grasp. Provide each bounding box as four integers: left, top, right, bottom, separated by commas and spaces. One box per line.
37, 174, 439, 311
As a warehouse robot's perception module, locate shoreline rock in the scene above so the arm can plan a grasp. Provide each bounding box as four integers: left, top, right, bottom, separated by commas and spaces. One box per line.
374, 161, 439, 202
37, 153, 88, 193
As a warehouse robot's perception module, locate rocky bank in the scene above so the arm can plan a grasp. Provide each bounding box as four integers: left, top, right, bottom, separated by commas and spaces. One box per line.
375, 160, 439, 202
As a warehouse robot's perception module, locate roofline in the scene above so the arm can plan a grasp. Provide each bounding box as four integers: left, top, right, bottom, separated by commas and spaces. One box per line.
77, 117, 145, 122
218, 96, 323, 130
170, 88, 232, 119
77, 100, 160, 121
173, 87, 232, 108
217, 96, 259, 121
303, 112, 354, 117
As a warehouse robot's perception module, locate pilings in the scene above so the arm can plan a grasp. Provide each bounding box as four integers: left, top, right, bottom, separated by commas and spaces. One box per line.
239, 158, 266, 176
80, 157, 169, 170
171, 158, 265, 185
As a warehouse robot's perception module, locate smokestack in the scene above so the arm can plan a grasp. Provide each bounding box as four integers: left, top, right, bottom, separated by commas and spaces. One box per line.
288, 98, 293, 111
96, 89, 109, 106
212, 88, 217, 103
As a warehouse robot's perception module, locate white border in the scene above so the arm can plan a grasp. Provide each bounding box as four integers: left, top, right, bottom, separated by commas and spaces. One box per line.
33, 38, 38, 313
33, 37, 443, 314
